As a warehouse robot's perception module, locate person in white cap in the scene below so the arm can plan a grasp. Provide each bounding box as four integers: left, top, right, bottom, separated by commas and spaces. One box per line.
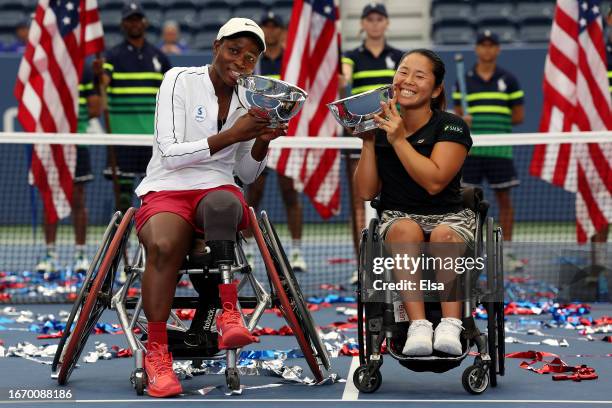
133, 17, 286, 398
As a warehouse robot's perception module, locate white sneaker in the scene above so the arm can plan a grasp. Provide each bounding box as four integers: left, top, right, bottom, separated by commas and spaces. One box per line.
402, 319, 433, 356
73, 254, 90, 272
290, 249, 307, 273
35, 253, 58, 273
433, 317, 464, 355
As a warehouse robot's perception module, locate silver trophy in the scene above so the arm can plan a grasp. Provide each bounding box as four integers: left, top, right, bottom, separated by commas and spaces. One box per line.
327, 85, 394, 134
237, 75, 308, 128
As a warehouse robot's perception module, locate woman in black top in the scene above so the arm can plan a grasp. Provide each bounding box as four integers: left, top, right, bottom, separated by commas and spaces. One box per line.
354, 49, 473, 356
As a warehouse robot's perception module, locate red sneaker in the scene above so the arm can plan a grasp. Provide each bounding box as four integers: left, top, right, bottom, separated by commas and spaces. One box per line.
216, 302, 259, 350
144, 342, 182, 398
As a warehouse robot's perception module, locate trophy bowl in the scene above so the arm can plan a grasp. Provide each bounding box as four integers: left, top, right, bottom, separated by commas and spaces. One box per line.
327, 85, 394, 134
237, 75, 308, 128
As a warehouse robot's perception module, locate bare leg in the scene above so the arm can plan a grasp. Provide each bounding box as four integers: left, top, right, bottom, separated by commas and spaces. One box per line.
494, 189, 513, 241
429, 225, 465, 319
278, 174, 302, 241
43, 215, 57, 246
139, 213, 193, 322
72, 183, 87, 246
384, 219, 425, 320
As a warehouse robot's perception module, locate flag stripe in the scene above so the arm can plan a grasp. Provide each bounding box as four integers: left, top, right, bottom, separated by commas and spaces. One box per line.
270, 0, 341, 219
530, 0, 612, 243
14, 0, 104, 224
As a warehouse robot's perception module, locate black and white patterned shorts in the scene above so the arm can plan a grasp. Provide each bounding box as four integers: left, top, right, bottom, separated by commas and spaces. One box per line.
379, 208, 476, 248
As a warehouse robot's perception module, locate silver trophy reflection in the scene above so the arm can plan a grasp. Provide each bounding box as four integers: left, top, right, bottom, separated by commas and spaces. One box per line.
327, 85, 394, 134
237, 75, 308, 128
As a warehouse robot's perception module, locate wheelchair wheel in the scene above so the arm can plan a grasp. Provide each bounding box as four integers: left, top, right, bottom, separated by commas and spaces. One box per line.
353, 365, 382, 393
358, 218, 381, 365
226, 368, 240, 392
462, 364, 489, 394
495, 226, 505, 376
132, 368, 146, 396
250, 209, 330, 382
51, 212, 121, 375
485, 217, 499, 387
57, 208, 136, 385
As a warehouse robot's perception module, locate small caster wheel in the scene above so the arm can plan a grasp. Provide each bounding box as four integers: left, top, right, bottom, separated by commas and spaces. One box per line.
226, 368, 240, 392
352, 365, 382, 393
132, 369, 146, 396
462, 365, 489, 395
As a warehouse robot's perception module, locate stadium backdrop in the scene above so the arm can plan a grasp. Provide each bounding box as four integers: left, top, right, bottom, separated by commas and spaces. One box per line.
0, 46, 576, 226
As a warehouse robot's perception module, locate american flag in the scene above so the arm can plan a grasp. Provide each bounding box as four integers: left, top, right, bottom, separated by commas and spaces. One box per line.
529, 0, 611, 242
268, 0, 341, 219
14, 0, 104, 224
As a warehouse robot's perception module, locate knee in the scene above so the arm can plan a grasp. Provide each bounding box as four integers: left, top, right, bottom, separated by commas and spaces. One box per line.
202, 191, 242, 220
146, 238, 177, 269
430, 226, 460, 243
386, 221, 424, 243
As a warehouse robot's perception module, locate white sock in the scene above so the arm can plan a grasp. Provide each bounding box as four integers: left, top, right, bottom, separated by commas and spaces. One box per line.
46, 244, 57, 257
292, 239, 302, 253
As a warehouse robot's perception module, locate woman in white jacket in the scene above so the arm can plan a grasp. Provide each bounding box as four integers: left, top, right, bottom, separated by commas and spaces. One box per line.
133, 18, 286, 398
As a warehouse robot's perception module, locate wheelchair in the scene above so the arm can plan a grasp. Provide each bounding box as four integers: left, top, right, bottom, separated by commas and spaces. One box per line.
353, 187, 505, 395
51, 207, 331, 395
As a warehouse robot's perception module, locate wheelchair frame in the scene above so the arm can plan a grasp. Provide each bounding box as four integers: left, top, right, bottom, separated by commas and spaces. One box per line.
353, 187, 505, 395
52, 207, 330, 395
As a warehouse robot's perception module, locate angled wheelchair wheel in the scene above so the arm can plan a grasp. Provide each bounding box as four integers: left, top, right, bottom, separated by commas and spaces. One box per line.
51, 212, 121, 375
56, 208, 136, 385
485, 217, 499, 387
249, 208, 330, 382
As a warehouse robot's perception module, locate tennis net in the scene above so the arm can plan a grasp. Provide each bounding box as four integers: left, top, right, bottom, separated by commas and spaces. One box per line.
0, 131, 610, 303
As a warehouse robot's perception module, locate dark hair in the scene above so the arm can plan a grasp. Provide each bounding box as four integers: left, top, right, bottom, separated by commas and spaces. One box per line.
399, 49, 447, 111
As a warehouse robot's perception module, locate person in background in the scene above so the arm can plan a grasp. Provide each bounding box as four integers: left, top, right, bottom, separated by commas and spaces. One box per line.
4, 18, 30, 53
94, 1, 172, 214
244, 11, 308, 273
159, 20, 188, 55
35, 62, 101, 273
453, 31, 524, 245
341, 3, 403, 282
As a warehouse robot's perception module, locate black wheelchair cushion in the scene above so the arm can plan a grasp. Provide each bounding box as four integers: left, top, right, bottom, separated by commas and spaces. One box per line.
461, 186, 483, 212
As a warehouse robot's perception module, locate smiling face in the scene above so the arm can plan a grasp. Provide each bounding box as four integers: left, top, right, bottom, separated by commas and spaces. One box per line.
211, 36, 261, 87
361, 12, 388, 40
393, 52, 442, 110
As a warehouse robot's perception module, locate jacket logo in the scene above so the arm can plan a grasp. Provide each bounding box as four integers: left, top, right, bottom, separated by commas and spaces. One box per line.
385, 55, 395, 70
444, 124, 462, 133
498, 78, 507, 92
194, 105, 206, 122
417, 139, 425, 144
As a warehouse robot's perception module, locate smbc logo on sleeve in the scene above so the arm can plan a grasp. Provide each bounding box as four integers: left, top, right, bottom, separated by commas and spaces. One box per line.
444, 124, 463, 133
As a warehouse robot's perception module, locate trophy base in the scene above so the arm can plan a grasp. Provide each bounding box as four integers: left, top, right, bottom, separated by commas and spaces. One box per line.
353, 120, 378, 134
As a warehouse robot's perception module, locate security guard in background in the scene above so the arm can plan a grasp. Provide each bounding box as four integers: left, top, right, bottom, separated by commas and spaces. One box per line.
95, 1, 172, 213
453, 31, 524, 243
341, 3, 403, 279
245, 11, 308, 273
35, 62, 101, 274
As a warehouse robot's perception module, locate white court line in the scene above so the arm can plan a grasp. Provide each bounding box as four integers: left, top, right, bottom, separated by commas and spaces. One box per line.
1, 400, 612, 404
341, 356, 360, 400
